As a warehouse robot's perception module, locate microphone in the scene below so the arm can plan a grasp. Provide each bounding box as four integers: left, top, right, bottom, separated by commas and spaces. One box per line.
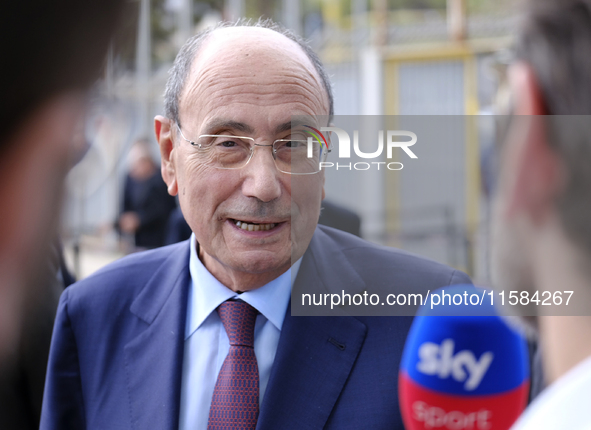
399, 285, 530, 430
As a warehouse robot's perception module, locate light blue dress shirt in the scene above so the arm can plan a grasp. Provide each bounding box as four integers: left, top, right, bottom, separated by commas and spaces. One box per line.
179, 234, 301, 430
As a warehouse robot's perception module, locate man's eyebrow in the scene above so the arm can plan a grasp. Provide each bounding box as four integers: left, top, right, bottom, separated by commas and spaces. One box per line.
276, 118, 315, 133
203, 120, 254, 134
203, 118, 319, 135
275, 122, 293, 134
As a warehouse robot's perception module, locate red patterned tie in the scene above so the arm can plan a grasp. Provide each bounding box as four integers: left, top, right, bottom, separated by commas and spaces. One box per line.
207, 300, 259, 430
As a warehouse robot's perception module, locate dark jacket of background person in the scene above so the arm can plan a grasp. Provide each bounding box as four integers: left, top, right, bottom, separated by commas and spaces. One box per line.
164, 205, 193, 245
318, 200, 361, 237
121, 171, 176, 248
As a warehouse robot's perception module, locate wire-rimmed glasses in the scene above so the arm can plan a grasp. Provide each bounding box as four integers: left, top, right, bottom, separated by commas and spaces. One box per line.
175, 124, 330, 175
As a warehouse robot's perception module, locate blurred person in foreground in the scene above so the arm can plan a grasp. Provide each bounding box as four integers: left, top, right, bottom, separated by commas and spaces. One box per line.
490, 0, 591, 428
118, 138, 176, 251
41, 20, 470, 430
0, 0, 125, 428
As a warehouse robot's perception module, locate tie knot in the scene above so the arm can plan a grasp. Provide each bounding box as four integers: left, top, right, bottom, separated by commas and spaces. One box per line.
217, 300, 258, 347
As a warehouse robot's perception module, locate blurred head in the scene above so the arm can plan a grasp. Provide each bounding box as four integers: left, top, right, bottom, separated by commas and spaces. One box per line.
491, 0, 591, 326
0, 0, 125, 357
155, 21, 331, 291
128, 138, 157, 181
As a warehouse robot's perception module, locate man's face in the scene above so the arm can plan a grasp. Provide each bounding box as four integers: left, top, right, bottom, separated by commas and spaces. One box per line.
161, 28, 328, 289
490, 114, 537, 329
490, 178, 532, 297
0, 94, 84, 359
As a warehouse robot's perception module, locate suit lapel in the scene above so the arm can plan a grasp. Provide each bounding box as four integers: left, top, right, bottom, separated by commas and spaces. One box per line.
257, 228, 368, 429
290, 226, 369, 317
257, 308, 367, 430
123, 242, 191, 430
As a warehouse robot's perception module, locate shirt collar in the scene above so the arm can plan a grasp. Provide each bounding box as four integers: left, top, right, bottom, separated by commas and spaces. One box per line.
185, 233, 301, 340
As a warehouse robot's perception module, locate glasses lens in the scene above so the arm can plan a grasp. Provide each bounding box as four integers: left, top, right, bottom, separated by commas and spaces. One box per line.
274, 136, 327, 174
196, 135, 252, 169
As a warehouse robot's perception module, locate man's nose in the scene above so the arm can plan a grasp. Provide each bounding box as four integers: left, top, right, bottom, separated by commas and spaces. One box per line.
241, 145, 282, 203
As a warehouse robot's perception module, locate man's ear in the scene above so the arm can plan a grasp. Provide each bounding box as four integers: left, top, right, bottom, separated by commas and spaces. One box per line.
155, 115, 178, 196
502, 63, 563, 223
509, 62, 547, 116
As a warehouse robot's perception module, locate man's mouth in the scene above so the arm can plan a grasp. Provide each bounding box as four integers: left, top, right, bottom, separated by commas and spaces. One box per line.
231, 219, 278, 231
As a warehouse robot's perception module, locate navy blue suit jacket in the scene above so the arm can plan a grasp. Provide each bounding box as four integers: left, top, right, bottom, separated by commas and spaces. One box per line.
41, 225, 470, 430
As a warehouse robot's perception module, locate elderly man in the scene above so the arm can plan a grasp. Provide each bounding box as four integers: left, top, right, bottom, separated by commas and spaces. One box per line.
41, 21, 469, 430
490, 0, 591, 429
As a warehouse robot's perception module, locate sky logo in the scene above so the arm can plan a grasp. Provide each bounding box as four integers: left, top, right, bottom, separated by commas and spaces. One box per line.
416, 339, 494, 391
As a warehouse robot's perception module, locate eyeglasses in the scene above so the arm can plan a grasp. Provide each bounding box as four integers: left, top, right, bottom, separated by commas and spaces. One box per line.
175, 124, 330, 175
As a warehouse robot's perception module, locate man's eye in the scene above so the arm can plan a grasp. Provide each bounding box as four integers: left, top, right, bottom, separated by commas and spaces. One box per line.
219, 140, 237, 148
289, 132, 308, 141
285, 140, 305, 148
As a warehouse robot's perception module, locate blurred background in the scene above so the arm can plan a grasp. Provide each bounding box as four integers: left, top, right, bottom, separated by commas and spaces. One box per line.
64, 0, 517, 284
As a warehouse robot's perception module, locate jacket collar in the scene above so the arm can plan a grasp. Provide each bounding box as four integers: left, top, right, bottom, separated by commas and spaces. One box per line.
125, 241, 191, 430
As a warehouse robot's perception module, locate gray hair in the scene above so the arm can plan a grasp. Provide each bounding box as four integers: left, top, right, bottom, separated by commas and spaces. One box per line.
164, 18, 334, 128
515, 0, 591, 255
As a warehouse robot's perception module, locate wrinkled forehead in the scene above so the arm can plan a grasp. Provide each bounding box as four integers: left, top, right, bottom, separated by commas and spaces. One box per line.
178, 27, 329, 126
197, 26, 315, 70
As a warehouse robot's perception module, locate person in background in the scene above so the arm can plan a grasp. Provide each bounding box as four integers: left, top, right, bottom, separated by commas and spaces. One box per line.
490, 0, 591, 428
164, 203, 194, 245
318, 200, 361, 237
0, 0, 125, 428
118, 138, 176, 250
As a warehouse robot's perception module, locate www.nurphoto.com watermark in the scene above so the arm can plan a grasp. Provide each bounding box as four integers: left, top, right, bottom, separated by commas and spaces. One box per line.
304, 125, 418, 171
